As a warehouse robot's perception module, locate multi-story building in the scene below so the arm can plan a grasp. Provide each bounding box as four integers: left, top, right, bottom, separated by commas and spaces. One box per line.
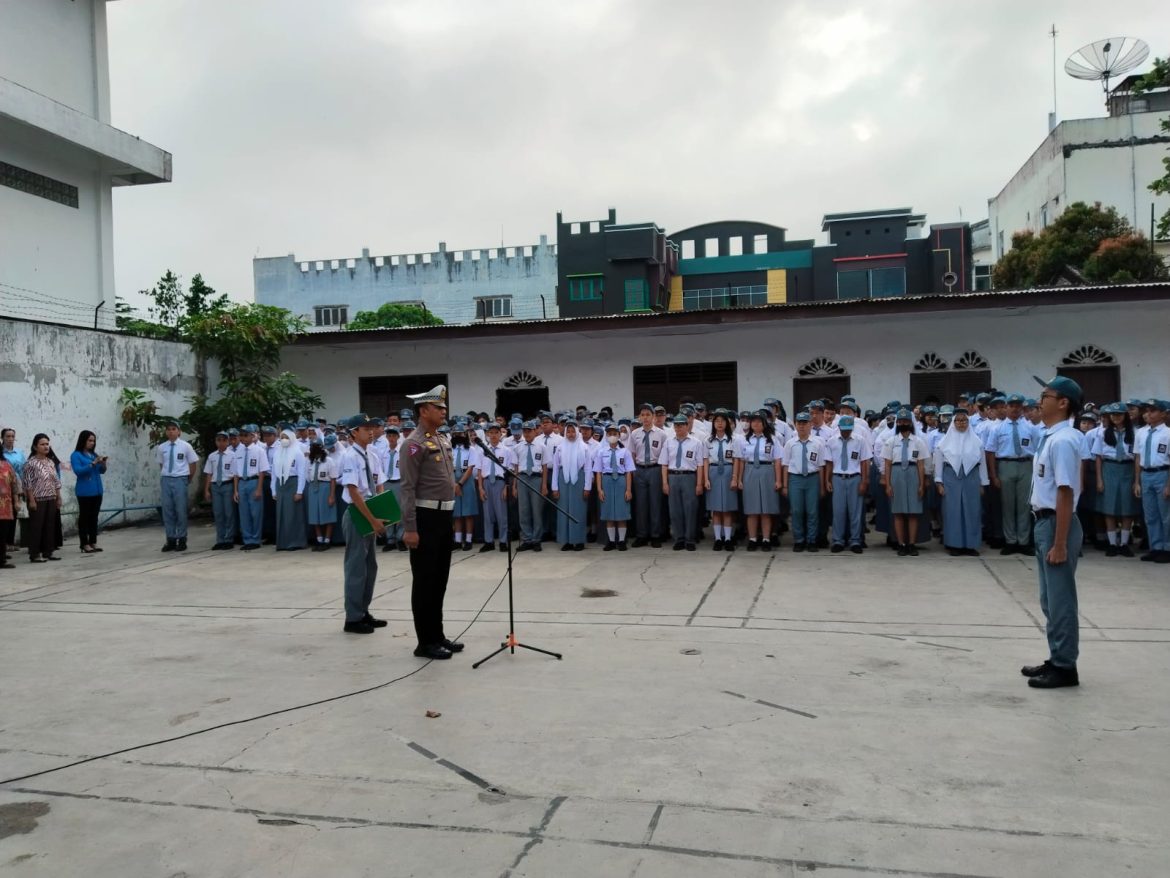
0, 0, 171, 330
253, 237, 559, 330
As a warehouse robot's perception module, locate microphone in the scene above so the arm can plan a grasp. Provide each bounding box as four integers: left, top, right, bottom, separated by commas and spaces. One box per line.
473, 436, 488, 450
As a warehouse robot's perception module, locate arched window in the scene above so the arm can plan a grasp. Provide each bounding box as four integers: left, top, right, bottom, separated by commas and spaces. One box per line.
502, 370, 545, 389
793, 358, 850, 410
1057, 345, 1120, 405
909, 351, 991, 407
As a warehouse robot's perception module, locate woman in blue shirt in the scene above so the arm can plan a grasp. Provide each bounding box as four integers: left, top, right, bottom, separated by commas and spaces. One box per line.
71, 430, 107, 553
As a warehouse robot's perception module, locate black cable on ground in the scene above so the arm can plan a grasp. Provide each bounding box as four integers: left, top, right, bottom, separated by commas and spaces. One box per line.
0, 564, 512, 787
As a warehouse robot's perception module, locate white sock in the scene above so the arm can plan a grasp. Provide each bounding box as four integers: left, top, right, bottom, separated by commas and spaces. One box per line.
454, 531, 462, 542
618, 527, 626, 541
1121, 529, 1131, 546
317, 535, 324, 544
608, 526, 618, 541
721, 524, 730, 540
1108, 531, 1118, 545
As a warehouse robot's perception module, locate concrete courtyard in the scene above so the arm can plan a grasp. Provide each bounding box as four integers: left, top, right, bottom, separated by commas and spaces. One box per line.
1, 523, 1167, 877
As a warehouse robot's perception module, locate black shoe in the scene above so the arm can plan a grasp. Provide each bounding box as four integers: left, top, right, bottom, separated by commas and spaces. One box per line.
561, 544, 573, 552
1140, 551, 1157, 561
1105, 544, 1118, 557
1027, 665, 1079, 689
262, 537, 275, 545
603, 541, 616, 552
243, 543, 261, 551
713, 539, 724, 551
398, 542, 407, 551
177, 539, 188, 552
161, 540, 175, 552
363, 614, 388, 628
685, 542, 696, 551
1020, 659, 1054, 677
586, 533, 598, 543
617, 541, 627, 552
831, 544, 844, 554
414, 643, 453, 660
672, 541, 685, 551
479, 543, 495, 553
533, 543, 543, 552
632, 537, 649, 548
343, 621, 375, 634
850, 545, 863, 554
965, 548, 980, 556
760, 539, 772, 552
382, 542, 395, 553
1118, 545, 1134, 557
897, 544, 909, 557
650, 540, 662, 548
573, 544, 585, 551
947, 547, 962, 557
806, 544, 818, 553
1000, 544, 1016, 556
499, 543, 509, 553
441, 639, 465, 652
792, 542, 805, 553
746, 540, 759, 552
908, 545, 919, 556
1156, 551, 1170, 564
517, 542, 531, 552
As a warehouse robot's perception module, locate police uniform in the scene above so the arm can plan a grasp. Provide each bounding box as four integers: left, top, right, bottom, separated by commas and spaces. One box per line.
203, 434, 237, 549
338, 414, 385, 632
156, 426, 199, 551
658, 416, 705, 549
399, 385, 459, 657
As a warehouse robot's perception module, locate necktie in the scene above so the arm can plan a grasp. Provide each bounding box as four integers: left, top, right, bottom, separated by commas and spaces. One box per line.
456, 449, 463, 471
356, 448, 372, 493
643, 433, 650, 464
1145, 430, 1153, 464
901, 438, 909, 465
216, 453, 223, 483
717, 439, 724, 468
801, 442, 808, 476
840, 438, 848, 471
1011, 420, 1022, 456
1036, 430, 1049, 456
312, 461, 319, 482
527, 444, 534, 473
754, 437, 761, 465
675, 441, 684, 469
1115, 433, 1125, 461
169, 442, 176, 474
388, 450, 396, 479
609, 449, 617, 473
490, 454, 496, 478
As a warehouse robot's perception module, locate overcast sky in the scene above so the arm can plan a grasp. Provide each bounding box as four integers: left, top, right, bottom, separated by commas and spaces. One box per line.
107, 0, 1168, 307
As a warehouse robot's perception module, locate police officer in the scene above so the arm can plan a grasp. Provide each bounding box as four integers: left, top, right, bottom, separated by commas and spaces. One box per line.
400, 384, 460, 660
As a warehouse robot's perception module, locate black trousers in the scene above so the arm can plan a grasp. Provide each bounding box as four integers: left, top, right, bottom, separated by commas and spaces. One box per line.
410, 507, 454, 647
0, 520, 11, 565
77, 494, 102, 546
27, 497, 58, 559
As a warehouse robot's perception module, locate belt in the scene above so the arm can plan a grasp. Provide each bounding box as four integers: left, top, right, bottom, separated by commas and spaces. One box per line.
1033, 508, 1055, 519
519, 471, 542, 477
1142, 466, 1170, 472
834, 472, 860, 478
388, 479, 401, 484
1103, 459, 1132, 465
485, 475, 505, 482
416, 499, 455, 511
636, 463, 657, 468
997, 456, 1031, 462
668, 469, 696, 475
240, 476, 258, 482
162, 474, 188, 479
745, 461, 771, 467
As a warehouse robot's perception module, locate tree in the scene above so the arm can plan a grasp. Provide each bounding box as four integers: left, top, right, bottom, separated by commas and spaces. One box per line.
116, 270, 230, 340
346, 302, 443, 330
992, 202, 1164, 288
119, 303, 322, 455
1135, 57, 1170, 240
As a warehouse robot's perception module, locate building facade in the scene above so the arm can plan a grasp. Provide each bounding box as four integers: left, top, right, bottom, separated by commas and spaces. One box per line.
280, 284, 1169, 421
253, 237, 560, 330
0, 0, 171, 330
988, 84, 1170, 262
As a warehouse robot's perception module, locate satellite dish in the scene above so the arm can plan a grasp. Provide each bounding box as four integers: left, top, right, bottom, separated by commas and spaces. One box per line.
1065, 37, 1149, 96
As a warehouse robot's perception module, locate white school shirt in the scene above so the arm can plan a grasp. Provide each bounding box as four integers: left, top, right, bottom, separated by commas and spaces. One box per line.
237, 443, 271, 480
628, 425, 669, 466
593, 442, 637, 475
382, 442, 402, 482
983, 417, 1042, 459
156, 439, 199, 477
781, 436, 827, 474
477, 444, 515, 479
882, 433, 929, 467
370, 434, 390, 475
740, 433, 781, 465
308, 456, 339, 485
1090, 430, 1135, 461
534, 432, 562, 468
706, 434, 740, 470
512, 438, 547, 476
270, 451, 307, 497
550, 444, 591, 490
451, 444, 482, 485
773, 420, 795, 445
657, 435, 706, 472
338, 443, 383, 504
1030, 421, 1083, 510
810, 423, 839, 444
202, 449, 237, 484
1135, 423, 1170, 468
825, 434, 871, 476
690, 419, 711, 442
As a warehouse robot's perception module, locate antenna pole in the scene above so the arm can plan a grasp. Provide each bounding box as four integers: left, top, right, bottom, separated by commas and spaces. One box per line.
1050, 24, 1058, 124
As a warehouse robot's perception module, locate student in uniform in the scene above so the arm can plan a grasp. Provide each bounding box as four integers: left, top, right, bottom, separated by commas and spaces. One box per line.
934, 407, 987, 556
739, 410, 781, 552
551, 420, 589, 551
1022, 375, 1085, 689
535, 413, 562, 541
781, 412, 826, 552
1092, 403, 1139, 557
203, 431, 237, 550
450, 420, 481, 551
826, 415, 870, 553
659, 414, 705, 551
260, 426, 279, 544
882, 409, 928, 556
1076, 410, 1101, 547
338, 414, 387, 634
477, 423, 513, 553
985, 394, 1041, 555
513, 420, 547, 552
596, 423, 635, 550
629, 402, 668, 548
703, 409, 739, 551
235, 425, 269, 551
380, 424, 405, 552
270, 428, 307, 551
306, 439, 338, 550
156, 421, 199, 553
1134, 399, 1170, 563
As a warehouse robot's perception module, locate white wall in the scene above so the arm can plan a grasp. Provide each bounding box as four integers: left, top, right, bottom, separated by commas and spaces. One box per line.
0, 318, 204, 527
0, 0, 107, 119
281, 298, 1170, 419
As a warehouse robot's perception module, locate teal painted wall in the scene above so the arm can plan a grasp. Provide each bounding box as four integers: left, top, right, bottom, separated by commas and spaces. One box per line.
678, 250, 813, 276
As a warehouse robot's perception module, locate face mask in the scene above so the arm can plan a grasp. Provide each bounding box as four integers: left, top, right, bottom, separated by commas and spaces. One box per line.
280, 437, 292, 447
607, 434, 619, 446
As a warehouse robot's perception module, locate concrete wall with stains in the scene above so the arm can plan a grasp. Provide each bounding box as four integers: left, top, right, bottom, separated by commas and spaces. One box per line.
0, 318, 204, 529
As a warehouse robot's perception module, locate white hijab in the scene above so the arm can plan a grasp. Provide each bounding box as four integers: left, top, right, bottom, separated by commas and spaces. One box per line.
559, 432, 586, 485
272, 429, 300, 481
937, 421, 983, 474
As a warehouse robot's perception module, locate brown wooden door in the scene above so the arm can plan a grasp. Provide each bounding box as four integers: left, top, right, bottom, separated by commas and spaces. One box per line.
792, 376, 851, 411
633, 362, 738, 413
1057, 366, 1120, 407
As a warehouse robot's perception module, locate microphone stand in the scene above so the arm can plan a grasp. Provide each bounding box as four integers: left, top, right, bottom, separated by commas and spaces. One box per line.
471, 436, 575, 669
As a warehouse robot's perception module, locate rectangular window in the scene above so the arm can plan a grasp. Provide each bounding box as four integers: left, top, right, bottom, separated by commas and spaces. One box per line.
632, 361, 737, 413
681, 285, 768, 311
624, 278, 650, 312
728, 236, 743, 256
836, 270, 869, 300
359, 373, 449, 418
475, 296, 512, 319
568, 275, 604, 301
753, 234, 768, 254
836, 267, 905, 299
314, 305, 348, 327
0, 160, 79, 208
704, 237, 720, 258
973, 264, 992, 291
681, 240, 696, 260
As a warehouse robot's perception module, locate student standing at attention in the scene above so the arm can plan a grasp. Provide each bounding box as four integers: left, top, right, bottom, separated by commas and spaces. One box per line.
156, 421, 198, 553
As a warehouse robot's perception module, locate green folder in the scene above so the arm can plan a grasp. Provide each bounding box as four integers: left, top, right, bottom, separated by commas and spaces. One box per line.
348, 490, 402, 536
